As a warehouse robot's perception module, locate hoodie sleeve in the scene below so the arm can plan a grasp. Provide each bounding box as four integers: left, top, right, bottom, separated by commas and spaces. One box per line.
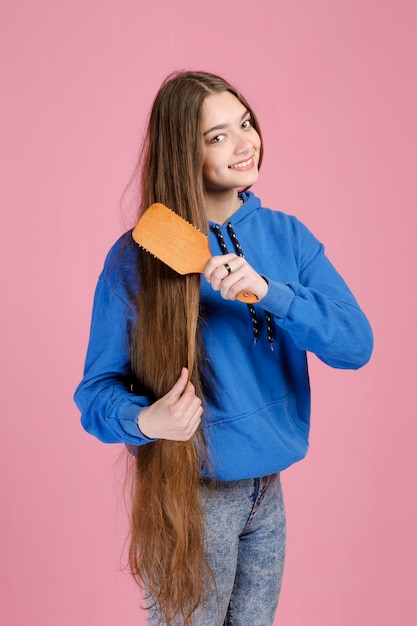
74, 268, 156, 446
259, 219, 374, 369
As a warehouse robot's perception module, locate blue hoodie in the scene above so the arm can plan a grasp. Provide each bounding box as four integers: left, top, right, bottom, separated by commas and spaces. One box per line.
74, 192, 373, 480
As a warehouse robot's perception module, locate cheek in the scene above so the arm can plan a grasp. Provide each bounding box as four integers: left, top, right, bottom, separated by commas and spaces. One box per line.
254, 136, 262, 165
203, 155, 220, 177
202, 150, 211, 171
202, 159, 211, 178
202, 146, 230, 179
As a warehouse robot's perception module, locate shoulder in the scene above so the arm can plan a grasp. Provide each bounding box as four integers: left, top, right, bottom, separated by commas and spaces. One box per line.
246, 192, 319, 242
245, 192, 323, 267
245, 192, 302, 226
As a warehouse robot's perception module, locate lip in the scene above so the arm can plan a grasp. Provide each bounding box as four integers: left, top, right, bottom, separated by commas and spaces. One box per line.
228, 155, 256, 171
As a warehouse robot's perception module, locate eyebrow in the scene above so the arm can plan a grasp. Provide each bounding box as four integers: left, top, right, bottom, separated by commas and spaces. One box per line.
203, 109, 250, 137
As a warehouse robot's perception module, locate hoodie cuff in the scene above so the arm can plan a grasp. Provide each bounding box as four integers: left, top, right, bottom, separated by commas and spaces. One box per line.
121, 401, 158, 442
258, 279, 295, 319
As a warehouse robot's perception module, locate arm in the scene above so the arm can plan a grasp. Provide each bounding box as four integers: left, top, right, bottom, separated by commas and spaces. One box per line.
204, 219, 373, 370
261, 221, 373, 369
74, 275, 202, 445
261, 265, 373, 369
74, 276, 154, 445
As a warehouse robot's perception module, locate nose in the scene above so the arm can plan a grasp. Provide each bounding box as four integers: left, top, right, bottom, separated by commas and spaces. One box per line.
234, 133, 252, 154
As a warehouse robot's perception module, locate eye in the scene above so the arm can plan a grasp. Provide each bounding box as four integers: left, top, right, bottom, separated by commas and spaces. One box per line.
209, 134, 225, 144
242, 118, 253, 129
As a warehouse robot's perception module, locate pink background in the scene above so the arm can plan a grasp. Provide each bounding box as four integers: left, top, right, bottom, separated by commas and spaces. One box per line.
1, 1, 416, 624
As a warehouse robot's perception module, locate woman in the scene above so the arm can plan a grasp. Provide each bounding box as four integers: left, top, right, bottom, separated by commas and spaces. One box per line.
74, 71, 373, 626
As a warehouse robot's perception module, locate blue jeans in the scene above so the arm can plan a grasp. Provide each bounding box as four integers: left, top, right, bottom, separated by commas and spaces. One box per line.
148, 473, 286, 625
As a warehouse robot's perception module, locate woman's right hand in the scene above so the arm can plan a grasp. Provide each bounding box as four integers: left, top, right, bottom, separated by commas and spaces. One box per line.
137, 368, 203, 441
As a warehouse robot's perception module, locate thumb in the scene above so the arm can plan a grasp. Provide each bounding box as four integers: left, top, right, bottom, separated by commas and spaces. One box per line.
167, 367, 189, 400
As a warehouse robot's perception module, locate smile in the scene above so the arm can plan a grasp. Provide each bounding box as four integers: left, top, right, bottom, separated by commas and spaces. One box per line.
229, 156, 254, 169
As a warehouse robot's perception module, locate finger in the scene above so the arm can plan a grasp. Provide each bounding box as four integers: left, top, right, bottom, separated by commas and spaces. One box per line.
166, 367, 189, 401
183, 404, 204, 438
185, 394, 203, 418
171, 398, 203, 440
216, 257, 246, 282
204, 253, 238, 281
227, 266, 268, 301
207, 259, 248, 293
173, 382, 202, 417
216, 263, 247, 296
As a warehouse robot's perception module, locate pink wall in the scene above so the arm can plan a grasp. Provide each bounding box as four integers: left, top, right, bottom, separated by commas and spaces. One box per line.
1, 1, 416, 624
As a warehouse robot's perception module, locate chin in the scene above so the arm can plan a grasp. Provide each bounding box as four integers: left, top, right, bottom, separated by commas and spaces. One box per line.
236, 173, 259, 188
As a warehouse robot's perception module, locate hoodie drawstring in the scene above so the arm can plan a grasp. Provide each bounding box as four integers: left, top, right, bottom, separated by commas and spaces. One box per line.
211, 223, 274, 348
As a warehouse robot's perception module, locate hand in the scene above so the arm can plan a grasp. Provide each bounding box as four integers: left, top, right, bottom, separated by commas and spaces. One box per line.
204, 253, 268, 302
137, 368, 203, 441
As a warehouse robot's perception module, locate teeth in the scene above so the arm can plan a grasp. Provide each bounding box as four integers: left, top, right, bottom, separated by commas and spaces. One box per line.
230, 157, 253, 169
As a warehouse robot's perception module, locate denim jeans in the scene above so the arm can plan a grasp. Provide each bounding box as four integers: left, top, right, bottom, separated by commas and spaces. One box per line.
148, 473, 286, 626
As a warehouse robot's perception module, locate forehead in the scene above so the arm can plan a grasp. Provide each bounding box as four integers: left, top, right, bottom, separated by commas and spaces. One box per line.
201, 91, 247, 130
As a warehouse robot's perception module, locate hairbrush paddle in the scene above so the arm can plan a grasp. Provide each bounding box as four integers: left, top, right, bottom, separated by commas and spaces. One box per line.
132, 203, 258, 304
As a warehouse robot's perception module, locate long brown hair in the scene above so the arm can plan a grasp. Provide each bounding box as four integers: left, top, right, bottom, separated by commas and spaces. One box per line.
128, 71, 263, 625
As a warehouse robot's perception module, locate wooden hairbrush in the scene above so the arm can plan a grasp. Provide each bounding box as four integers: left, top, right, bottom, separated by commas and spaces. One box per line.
132, 203, 258, 304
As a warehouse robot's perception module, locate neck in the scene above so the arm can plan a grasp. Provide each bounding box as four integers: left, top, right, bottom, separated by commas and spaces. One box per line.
204, 190, 243, 224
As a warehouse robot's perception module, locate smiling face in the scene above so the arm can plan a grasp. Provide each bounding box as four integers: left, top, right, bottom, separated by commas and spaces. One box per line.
201, 91, 262, 197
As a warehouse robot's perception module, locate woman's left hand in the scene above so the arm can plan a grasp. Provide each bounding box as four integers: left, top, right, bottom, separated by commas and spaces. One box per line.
204, 253, 268, 302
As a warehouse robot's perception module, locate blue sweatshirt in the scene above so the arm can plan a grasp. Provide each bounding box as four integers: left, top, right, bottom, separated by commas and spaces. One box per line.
74, 192, 373, 480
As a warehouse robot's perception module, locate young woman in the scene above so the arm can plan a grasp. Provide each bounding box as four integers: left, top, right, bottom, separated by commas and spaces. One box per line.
74, 71, 373, 626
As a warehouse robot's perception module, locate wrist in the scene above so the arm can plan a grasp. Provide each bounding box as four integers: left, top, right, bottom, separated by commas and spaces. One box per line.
137, 408, 154, 440
257, 275, 269, 301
